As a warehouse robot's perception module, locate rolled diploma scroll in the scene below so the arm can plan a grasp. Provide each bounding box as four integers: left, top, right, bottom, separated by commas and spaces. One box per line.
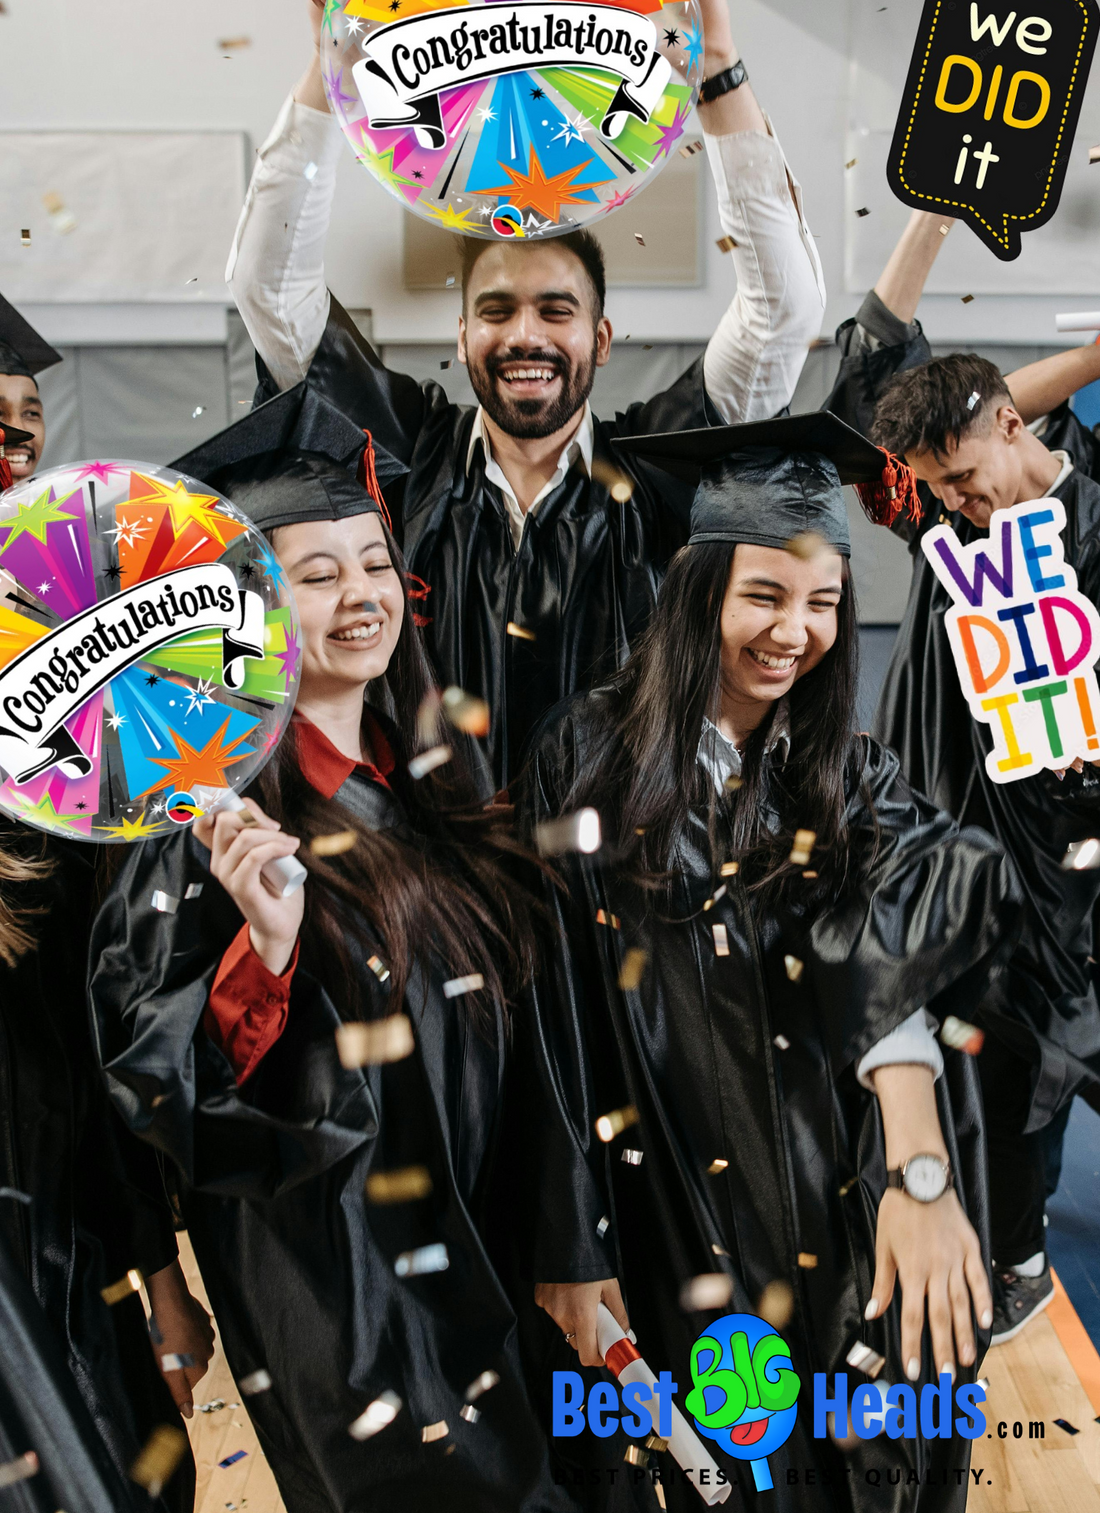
596, 1303, 731, 1506
1055, 311, 1100, 332
214, 791, 308, 897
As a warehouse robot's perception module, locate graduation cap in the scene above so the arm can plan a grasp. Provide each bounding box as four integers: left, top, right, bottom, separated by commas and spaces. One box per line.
171, 383, 408, 535
614, 412, 920, 549
0, 295, 63, 380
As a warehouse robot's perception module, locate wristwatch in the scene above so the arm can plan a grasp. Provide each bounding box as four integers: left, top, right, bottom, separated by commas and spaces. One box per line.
699, 60, 749, 104
886, 1154, 953, 1203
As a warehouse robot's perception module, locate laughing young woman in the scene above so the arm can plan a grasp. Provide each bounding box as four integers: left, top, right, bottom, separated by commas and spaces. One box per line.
514, 414, 1021, 1513
89, 396, 572, 1513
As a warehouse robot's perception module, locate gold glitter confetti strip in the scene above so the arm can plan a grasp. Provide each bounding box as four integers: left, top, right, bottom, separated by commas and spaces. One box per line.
336, 1015, 414, 1068
961, 294, 975, 304
786, 531, 828, 561
130, 1427, 188, 1499
591, 456, 635, 503
366, 1166, 433, 1204
645, 1433, 669, 1453
757, 1280, 794, 1330
101, 1268, 143, 1306
720, 861, 739, 876
724, 774, 742, 791
789, 828, 816, 865
708, 1158, 729, 1174
783, 956, 803, 983
1090, 145, 1100, 164
845, 157, 858, 169
421, 1421, 449, 1443
797, 1252, 818, 1269
716, 235, 738, 253
634, 233, 646, 246
702, 884, 726, 912
349, 1391, 402, 1440
712, 923, 729, 957
460, 1404, 480, 1423
838, 1177, 858, 1198
311, 830, 357, 857
680, 1273, 732, 1310
856, 207, 871, 217
618, 948, 648, 991
596, 1105, 639, 1142
625, 1445, 649, 1467
506, 621, 536, 641
465, 1370, 500, 1402
19, 230, 31, 248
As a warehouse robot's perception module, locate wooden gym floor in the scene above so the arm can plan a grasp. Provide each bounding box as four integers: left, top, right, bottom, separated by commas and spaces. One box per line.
180, 1240, 1100, 1513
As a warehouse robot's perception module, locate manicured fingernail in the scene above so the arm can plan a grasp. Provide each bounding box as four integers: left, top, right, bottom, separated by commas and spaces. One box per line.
940, 1362, 954, 1379
980, 1310, 992, 1328
961, 1347, 975, 1366
864, 1299, 879, 1319
906, 1358, 920, 1381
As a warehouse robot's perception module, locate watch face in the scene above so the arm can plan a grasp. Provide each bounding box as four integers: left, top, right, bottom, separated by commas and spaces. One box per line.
903, 1155, 948, 1203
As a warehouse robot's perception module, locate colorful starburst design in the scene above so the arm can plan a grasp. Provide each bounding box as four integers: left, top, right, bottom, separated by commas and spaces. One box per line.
141, 717, 256, 798
0, 487, 81, 557
474, 146, 604, 223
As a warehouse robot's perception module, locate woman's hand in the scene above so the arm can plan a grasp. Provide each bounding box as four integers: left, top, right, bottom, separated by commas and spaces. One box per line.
144, 1261, 216, 1420
866, 1187, 992, 1380
535, 1278, 630, 1368
193, 799, 305, 976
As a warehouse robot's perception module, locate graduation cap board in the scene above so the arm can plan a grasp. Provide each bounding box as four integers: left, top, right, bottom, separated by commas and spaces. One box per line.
0, 459, 301, 843
0, 296, 63, 380
614, 411, 920, 555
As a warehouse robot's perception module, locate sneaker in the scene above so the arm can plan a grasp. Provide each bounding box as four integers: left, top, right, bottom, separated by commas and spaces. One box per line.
990, 1263, 1055, 1345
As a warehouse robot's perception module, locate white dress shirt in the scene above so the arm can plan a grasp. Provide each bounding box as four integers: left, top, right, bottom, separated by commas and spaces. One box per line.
226, 92, 826, 443
698, 712, 945, 1089
466, 403, 594, 549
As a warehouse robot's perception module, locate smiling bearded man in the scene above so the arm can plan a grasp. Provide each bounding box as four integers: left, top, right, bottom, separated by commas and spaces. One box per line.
0, 295, 63, 487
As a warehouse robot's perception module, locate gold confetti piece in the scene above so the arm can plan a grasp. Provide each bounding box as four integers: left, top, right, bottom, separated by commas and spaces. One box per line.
101, 1268, 143, 1306
408, 744, 452, 779
643, 344, 653, 350
416, 688, 442, 746
440, 359, 454, 370
939, 223, 951, 234
506, 621, 536, 641
961, 294, 975, 304
786, 530, 829, 561
716, 235, 738, 253
679, 138, 704, 157
218, 36, 252, 49
838, 1176, 858, 1198
783, 955, 803, 982
367, 954, 391, 984
535, 808, 601, 856
625, 1445, 649, 1467
395, 1242, 449, 1277
131, 1426, 188, 1499
807, 336, 835, 351
724, 774, 742, 792
719, 861, 739, 877
366, 1166, 433, 1204
856, 207, 871, 217
846, 1342, 886, 1380
238, 1370, 272, 1396
789, 828, 816, 865
618, 947, 648, 991
712, 923, 729, 957
19, 229, 31, 247
774, 1033, 791, 1050
460, 1404, 480, 1423
597, 1215, 610, 1237
757, 1279, 794, 1330
702, 884, 726, 912
442, 973, 484, 998
421, 1421, 449, 1443
708, 1158, 729, 1174
42, 192, 76, 234
634, 233, 646, 246
1091, 145, 1100, 165
151, 890, 179, 915
680, 1272, 733, 1311
591, 455, 635, 503
596, 1105, 639, 1142
802, 870, 818, 879
845, 157, 858, 169
797, 1252, 818, 1268
465, 1369, 500, 1402
596, 909, 621, 929
441, 685, 490, 737
940, 1015, 984, 1055
621, 1148, 644, 1165
1063, 837, 1100, 870
645, 1433, 669, 1453
336, 1014, 414, 1068
655, 1484, 667, 1510
0, 1453, 38, 1490
310, 829, 357, 857
349, 1391, 402, 1441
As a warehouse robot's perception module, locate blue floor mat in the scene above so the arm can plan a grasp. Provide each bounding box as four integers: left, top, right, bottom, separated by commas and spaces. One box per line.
1046, 1098, 1100, 1350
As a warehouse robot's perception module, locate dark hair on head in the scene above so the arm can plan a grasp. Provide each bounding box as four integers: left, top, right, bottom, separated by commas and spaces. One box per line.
458, 230, 607, 318
566, 541, 868, 902
254, 516, 542, 1029
872, 352, 1012, 463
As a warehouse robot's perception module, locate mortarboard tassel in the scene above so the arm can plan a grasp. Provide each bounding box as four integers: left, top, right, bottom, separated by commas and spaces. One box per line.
358, 429, 394, 534
0, 428, 12, 493
405, 571, 433, 629
852, 451, 921, 529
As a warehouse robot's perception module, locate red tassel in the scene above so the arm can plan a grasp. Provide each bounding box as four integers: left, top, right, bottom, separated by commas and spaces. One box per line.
405, 571, 432, 626
852, 449, 921, 529
358, 429, 393, 535
0, 429, 12, 494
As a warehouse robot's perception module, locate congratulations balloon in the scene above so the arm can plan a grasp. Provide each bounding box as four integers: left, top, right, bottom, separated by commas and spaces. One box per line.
320, 0, 703, 238
0, 462, 300, 842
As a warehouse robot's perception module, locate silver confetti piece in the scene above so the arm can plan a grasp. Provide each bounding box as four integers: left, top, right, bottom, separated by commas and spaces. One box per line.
238, 1370, 272, 1396
349, 1391, 402, 1441
394, 1243, 450, 1277
534, 808, 601, 857
465, 1370, 500, 1402
680, 1273, 733, 1311
442, 973, 484, 998
151, 890, 179, 914
845, 1342, 886, 1380
184, 883, 204, 899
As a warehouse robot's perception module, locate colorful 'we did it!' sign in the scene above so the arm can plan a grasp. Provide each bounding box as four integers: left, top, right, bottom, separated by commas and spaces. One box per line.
922, 501, 1100, 783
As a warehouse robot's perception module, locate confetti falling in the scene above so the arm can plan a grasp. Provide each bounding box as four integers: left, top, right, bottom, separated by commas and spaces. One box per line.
1091, 146, 1100, 165
839, 1176, 858, 1197
846, 1342, 886, 1380
161, 1353, 196, 1371
591, 456, 635, 503
131, 1427, 188, 1499
797, 1252, 818, 1268
440, 359, 454, 370
618, 948, 648, 991
680, 1273, 733, 1311
634, 233, 646, 246
506, 621, 536, 642
774, 1033, 791, 1050
713, 923, 729, 956
939, 223, 952, 235
789, 828, 816, 865
625, 1445, 649, 1467
442, 685, 490, 736
720, 861, 739, 876
679, 139, 704, 158
395, 1242, 449, 1277
646, 1433, 670, 1453
151, 891, 180, 915
786, 531, 829, 561
238, 1370, 272, 1396
443, 972, 484, 998
460, 1404, 480, 1423
967, 390, 981, 411
596, 1105, 639, 1142
708, 1158, 729, 1174
846, 158, 858, 169
702, 885, 726, 911
20, 229, 30, 247
716, 235, 738, 253
535, 808, 601, 856
1063, 837, 1100, 870
757, 1280, 794, 1330
597, 1215, 610, 1237
596, 909, 621, 929
445, 274, 456, 287
621, 1148, 644, 1165
349, 1391, 402, 1441
1053, 1419, 1079, 1435
311, 829, 358, 857
366, 1166, 433, 1204
465, 1370, 500, 1402
783, 955, 804, 982
42, 192, 76, 235
218, 1451, 248, 1469
367, 954, 391, 984
961, 294, 975, 304
185, 883, 204, 899
421, 1421, 449, 1443
304, 162, 319, 181
192, 406, 206, 419
101, 1268, 143, 1305
0, 1453, 38, 1491
940, 1015, 984, 1055
217, 35, 252, 49
856, 207, 871, 218
408, 744, 452, 779
335, 1015, 414, 1068
724, 774, 742, 792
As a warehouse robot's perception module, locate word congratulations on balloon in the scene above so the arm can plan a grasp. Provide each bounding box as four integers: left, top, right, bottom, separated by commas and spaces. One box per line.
922, 500, 1100, 783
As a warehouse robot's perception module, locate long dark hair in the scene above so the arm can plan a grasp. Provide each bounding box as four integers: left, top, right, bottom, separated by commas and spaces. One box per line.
253, 519, 540, 1024
568, 541, 867, 901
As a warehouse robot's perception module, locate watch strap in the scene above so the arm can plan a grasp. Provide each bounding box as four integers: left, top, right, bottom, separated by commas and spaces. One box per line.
699, 60, 748, 104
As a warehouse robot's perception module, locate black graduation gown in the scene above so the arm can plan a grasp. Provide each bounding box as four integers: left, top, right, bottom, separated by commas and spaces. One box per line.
512, 697, 1021, 1513
0, 828, 193, 1512
88, 753, 573, 1513
254, 297, 712, 789
825, 323, 1100, 1129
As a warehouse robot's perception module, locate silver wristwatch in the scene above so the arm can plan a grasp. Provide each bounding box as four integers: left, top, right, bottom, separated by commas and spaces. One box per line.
886, 1154, 953, 1203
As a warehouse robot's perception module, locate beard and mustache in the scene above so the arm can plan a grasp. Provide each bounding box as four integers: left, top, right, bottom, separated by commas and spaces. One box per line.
466, 340, 599, 440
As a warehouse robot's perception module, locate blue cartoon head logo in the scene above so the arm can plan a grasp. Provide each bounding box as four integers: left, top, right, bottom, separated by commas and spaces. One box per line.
685, 1312, 800, 1492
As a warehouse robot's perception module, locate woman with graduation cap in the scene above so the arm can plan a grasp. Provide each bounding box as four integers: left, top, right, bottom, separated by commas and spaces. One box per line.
90, 388, 574, 1513
513, 413, 1021, 1512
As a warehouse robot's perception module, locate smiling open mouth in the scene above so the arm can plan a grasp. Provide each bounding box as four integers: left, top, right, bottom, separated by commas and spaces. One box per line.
747, 648, 796, 671
730, 1417, 771, 1446
330, 623, 381, 644
498, 366, 561, 386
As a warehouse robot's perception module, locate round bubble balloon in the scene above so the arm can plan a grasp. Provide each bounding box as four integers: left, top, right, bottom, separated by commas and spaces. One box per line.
320, 0, 704, 238
0, 461, 300, 842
